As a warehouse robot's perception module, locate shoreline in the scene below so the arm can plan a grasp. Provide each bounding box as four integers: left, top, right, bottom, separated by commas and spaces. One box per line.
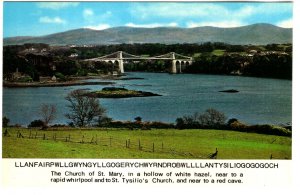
3, 80, 115, 88
3, 74, 146, 88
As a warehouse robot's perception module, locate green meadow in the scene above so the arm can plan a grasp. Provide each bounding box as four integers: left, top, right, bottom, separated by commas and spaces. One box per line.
2, 128, 291, 159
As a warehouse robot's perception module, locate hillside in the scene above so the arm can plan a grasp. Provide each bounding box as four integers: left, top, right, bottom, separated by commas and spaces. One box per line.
3, 23, 292, 46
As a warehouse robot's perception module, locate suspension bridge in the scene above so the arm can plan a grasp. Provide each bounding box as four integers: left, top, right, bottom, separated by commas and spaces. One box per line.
83, 51, 193, 74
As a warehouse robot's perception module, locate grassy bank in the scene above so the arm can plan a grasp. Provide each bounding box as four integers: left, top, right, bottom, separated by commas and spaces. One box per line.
2, 128, 291, 159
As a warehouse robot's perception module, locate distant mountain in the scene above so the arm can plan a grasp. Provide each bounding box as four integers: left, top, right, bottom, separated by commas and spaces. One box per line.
3, 23, 292, 46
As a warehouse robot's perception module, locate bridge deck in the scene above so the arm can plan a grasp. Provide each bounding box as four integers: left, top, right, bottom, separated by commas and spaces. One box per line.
85, 57, 192, 61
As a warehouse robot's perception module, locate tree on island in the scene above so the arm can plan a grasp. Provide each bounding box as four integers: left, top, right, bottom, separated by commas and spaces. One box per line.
65, 89, 106, 127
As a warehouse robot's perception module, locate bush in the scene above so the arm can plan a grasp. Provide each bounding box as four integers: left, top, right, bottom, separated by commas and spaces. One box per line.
98, 116, 113, 127
28, 119, 45, 128
3, 116, 10, 127
55, 72, 66, 81
247, 125, 291, 137
227, 120, 291, 137
229, 121, 248, 131
17, 76, 33, 82
77, 69, 88, 76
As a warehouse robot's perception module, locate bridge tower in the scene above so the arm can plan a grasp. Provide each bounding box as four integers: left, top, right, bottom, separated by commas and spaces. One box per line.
117, 51, 124, 74
171, 52, 177, 74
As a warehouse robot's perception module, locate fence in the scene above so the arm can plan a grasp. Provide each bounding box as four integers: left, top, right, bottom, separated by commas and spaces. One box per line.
13, 130, 206, 158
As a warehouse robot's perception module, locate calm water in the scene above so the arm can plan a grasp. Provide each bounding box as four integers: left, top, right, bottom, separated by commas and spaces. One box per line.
3, 72, 292, 126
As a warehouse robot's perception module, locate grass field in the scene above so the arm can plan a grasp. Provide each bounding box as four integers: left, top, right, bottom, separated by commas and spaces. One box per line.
2, 128, 291, 159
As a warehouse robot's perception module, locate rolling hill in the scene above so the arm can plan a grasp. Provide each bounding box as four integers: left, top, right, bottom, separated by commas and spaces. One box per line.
3, 23, 292, 46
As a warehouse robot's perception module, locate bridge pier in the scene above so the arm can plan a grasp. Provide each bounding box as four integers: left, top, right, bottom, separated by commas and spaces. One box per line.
171, 52, 177, 74
117, 51, 124, 74
171, 60, 177, 74
118, 59, 124, 74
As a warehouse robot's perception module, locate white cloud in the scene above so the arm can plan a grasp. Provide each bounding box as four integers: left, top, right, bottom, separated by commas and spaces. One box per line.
130, 3, 292, 28
131, 3, 292, 20
277, 19, 293, 28
187, 21, 244, 28
39, 16, 66, 24
83, 9, 94, 18
131, 3, 227, 19
125, 22, 178, 28
84, 24, 110, 30
37, 2, 79, 10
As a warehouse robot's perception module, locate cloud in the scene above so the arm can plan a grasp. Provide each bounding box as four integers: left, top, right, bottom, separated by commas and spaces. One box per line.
39, 16, 66, 24
129, 3, 292, 28
130, 3, 227, 19
125, 22, 178, 28
187, 21, 244, 28
37, 2, 79, 10
277, 18, 293, 28
131, 3, 292, 19
83, 9, 94, 18
84, 24, 110, 30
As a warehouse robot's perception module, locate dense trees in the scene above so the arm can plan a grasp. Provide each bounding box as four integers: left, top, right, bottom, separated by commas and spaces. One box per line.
175, 108, 227, 129
3, 43, 292, 81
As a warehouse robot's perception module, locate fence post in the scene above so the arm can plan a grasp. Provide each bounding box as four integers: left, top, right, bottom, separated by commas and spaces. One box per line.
29, 130, 32, 139
54, 133, 56, 141
95, 135, 98, 145
35, 132, 37, 139
68, 134, 71, 142
90, 137, 94, 144
43, 133, 46, 140
128, 139, 130, 148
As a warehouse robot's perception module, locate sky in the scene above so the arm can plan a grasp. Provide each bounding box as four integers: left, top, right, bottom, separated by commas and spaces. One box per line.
3, 1, 293, 38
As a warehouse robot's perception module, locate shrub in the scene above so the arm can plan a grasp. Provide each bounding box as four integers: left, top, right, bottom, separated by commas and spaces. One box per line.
17, 76, 33, 82
134, 116, 142, 123
28, 119, 45, 128
149, 121, 174, 129
77, 69, 88, 76
229, 121, 248, 132
55, 72, 66, 81
247, 125, 291, 137
2, 116, 10, 127
98, 116, 113, 127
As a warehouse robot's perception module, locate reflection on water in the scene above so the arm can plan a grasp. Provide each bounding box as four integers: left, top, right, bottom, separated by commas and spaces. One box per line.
3, 72, 292, 126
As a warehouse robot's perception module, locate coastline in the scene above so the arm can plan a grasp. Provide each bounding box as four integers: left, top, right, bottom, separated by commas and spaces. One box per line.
3, 80, 115, 88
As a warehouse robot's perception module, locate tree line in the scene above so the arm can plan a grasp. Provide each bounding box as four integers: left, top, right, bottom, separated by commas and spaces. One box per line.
3, 42, 292, 81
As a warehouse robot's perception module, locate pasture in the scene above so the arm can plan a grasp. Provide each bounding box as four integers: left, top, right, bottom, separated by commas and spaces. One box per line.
2, 128, 291, 159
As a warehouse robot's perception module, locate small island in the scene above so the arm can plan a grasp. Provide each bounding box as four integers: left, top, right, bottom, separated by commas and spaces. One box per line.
85, 87, 161, 98
219, 89, 239, 93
